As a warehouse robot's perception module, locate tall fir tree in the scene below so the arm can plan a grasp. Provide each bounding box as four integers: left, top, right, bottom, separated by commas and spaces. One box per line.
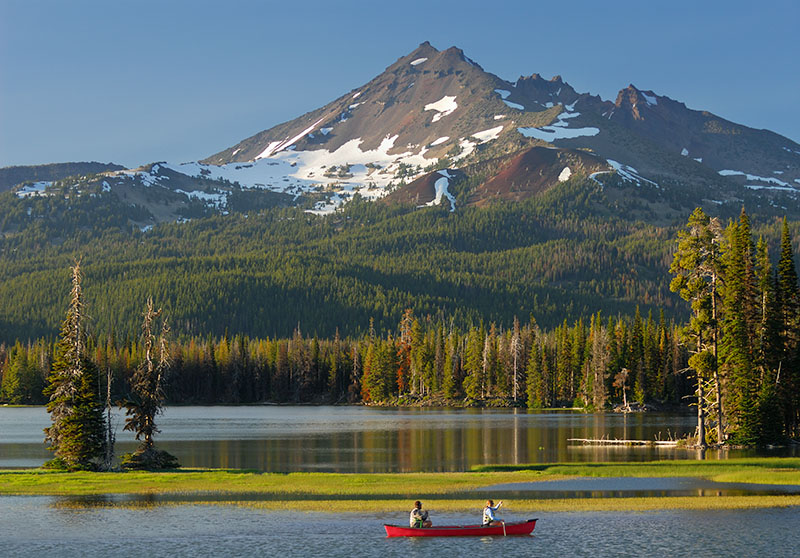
463, 326, 484, 400
719, 210, 760, 444
43, 262, 106, 470
775, 218, 800, 436
525, 338, 542, 408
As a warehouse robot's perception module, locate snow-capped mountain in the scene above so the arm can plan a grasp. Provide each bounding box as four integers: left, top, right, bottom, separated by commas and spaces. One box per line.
8, 42, 800, 222
196, 41, 800, 214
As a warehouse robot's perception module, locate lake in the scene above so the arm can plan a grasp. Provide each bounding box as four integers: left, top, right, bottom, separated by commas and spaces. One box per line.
2, 406, 799, 556
1, 406, 796, 471
1, 497, 798, 558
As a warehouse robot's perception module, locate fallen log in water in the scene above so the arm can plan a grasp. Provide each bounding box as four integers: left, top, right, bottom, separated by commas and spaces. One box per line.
568, 438, 679, 447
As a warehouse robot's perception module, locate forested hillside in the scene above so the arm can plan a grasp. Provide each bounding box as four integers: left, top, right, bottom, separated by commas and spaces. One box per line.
2, 175, 796, 344
0, 177, 676, 342
0, 162, 124, 192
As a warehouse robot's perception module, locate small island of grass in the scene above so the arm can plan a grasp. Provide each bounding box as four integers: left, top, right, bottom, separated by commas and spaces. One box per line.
3, 458, 800, 513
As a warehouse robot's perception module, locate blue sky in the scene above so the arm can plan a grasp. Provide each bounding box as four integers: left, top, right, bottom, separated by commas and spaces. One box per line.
1, 0, 798, 168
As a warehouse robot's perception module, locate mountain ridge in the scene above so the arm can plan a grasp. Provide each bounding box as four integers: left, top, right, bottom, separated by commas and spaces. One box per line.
2, 42, 799, 230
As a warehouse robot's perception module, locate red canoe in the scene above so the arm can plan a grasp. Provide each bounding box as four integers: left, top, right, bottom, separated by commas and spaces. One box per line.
384, 519, 537, 537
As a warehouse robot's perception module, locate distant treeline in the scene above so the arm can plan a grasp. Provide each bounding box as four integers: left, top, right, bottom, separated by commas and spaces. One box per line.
0, 307, 689, 411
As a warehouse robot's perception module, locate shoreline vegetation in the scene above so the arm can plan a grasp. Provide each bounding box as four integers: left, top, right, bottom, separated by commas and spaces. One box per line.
2, 459, 800, 512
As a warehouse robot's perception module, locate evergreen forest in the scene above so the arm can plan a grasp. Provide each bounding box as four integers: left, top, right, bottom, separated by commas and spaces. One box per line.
2, 175, 800, 445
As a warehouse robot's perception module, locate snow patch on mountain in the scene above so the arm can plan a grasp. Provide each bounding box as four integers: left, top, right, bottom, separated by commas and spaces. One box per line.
744, 184, 798, 192
719, 169, 791, 187
518, 125, 599, 141
589, 171, 607, 187
607, 159, 658, 187
641, 92, 658, 106
517, 107, 599, 142
15, 181, 52, 197
472, 125, 504, 144
455, 138, 477, 160
430, 136, 450, 146
175, 189, 228, 210
257, 118, 324, 159
494, 89, 511, 99
503, 100, 525, 110
425, 96, 458, 122
421, 169, 456, 212
307, 192, 346, 216
558, 167, 572, 182
410, 57, 428, 66
164, 134, 434, 216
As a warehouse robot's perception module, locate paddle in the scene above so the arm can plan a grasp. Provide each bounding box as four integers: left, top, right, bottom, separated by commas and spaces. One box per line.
502, 521, 506, 537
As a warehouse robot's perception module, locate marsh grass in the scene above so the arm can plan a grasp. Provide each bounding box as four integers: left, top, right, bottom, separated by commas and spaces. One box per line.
225, 495, 800, 513
473, 458, 800, 484
48, 495, 800, 513
2, 458, 800, 513
0, 469, 555, 496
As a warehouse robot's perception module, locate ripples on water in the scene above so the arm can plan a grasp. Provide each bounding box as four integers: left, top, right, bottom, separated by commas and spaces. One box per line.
1, 498, 799, 558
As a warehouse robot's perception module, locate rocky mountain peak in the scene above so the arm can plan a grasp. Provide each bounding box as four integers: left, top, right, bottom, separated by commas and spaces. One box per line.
513, 73, 579, 107
613, 84, 660, 120
389, 41, 440, 69
165, 43, 800, 216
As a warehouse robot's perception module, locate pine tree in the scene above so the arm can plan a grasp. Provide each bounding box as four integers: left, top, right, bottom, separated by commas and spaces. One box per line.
630, 307, 645, 403
720, 210, 760, 444
525, 339, 543, 408
670, 207, 724, 446
555, 321, 572, 403
1, 343, 27, 404
463, 326, 484, 400
510, 317, 522, 401
775, 218, 800, 436
396, 309, 413, 394
589, 314, 610, 410
121, 297, 178, 469
442, 331, 457, 399
755, 237, 779, 375
43, 262, 106, 470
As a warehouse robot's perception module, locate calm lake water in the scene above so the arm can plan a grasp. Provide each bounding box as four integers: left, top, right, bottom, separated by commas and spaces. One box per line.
1, 498, 798, 558
0, 406, 796, 471
2, 406, 799, 556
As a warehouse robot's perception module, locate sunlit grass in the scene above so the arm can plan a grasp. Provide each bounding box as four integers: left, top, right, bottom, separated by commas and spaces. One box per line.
0, 469, 557, 496
226, 495, 800, 513
473, 458, 800, 485
2, 458, 799, 514
48, 495, 800, 513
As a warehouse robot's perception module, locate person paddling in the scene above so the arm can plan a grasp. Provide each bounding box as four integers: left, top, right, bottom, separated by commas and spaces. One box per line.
410, 500, 432, 528
482, 499, 503, 526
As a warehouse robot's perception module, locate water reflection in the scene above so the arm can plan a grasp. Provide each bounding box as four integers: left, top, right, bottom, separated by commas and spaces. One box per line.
1, 406, 797, 472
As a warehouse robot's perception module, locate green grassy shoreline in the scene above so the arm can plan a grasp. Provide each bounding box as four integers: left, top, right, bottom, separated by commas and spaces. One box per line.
3, 458, 800, 511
